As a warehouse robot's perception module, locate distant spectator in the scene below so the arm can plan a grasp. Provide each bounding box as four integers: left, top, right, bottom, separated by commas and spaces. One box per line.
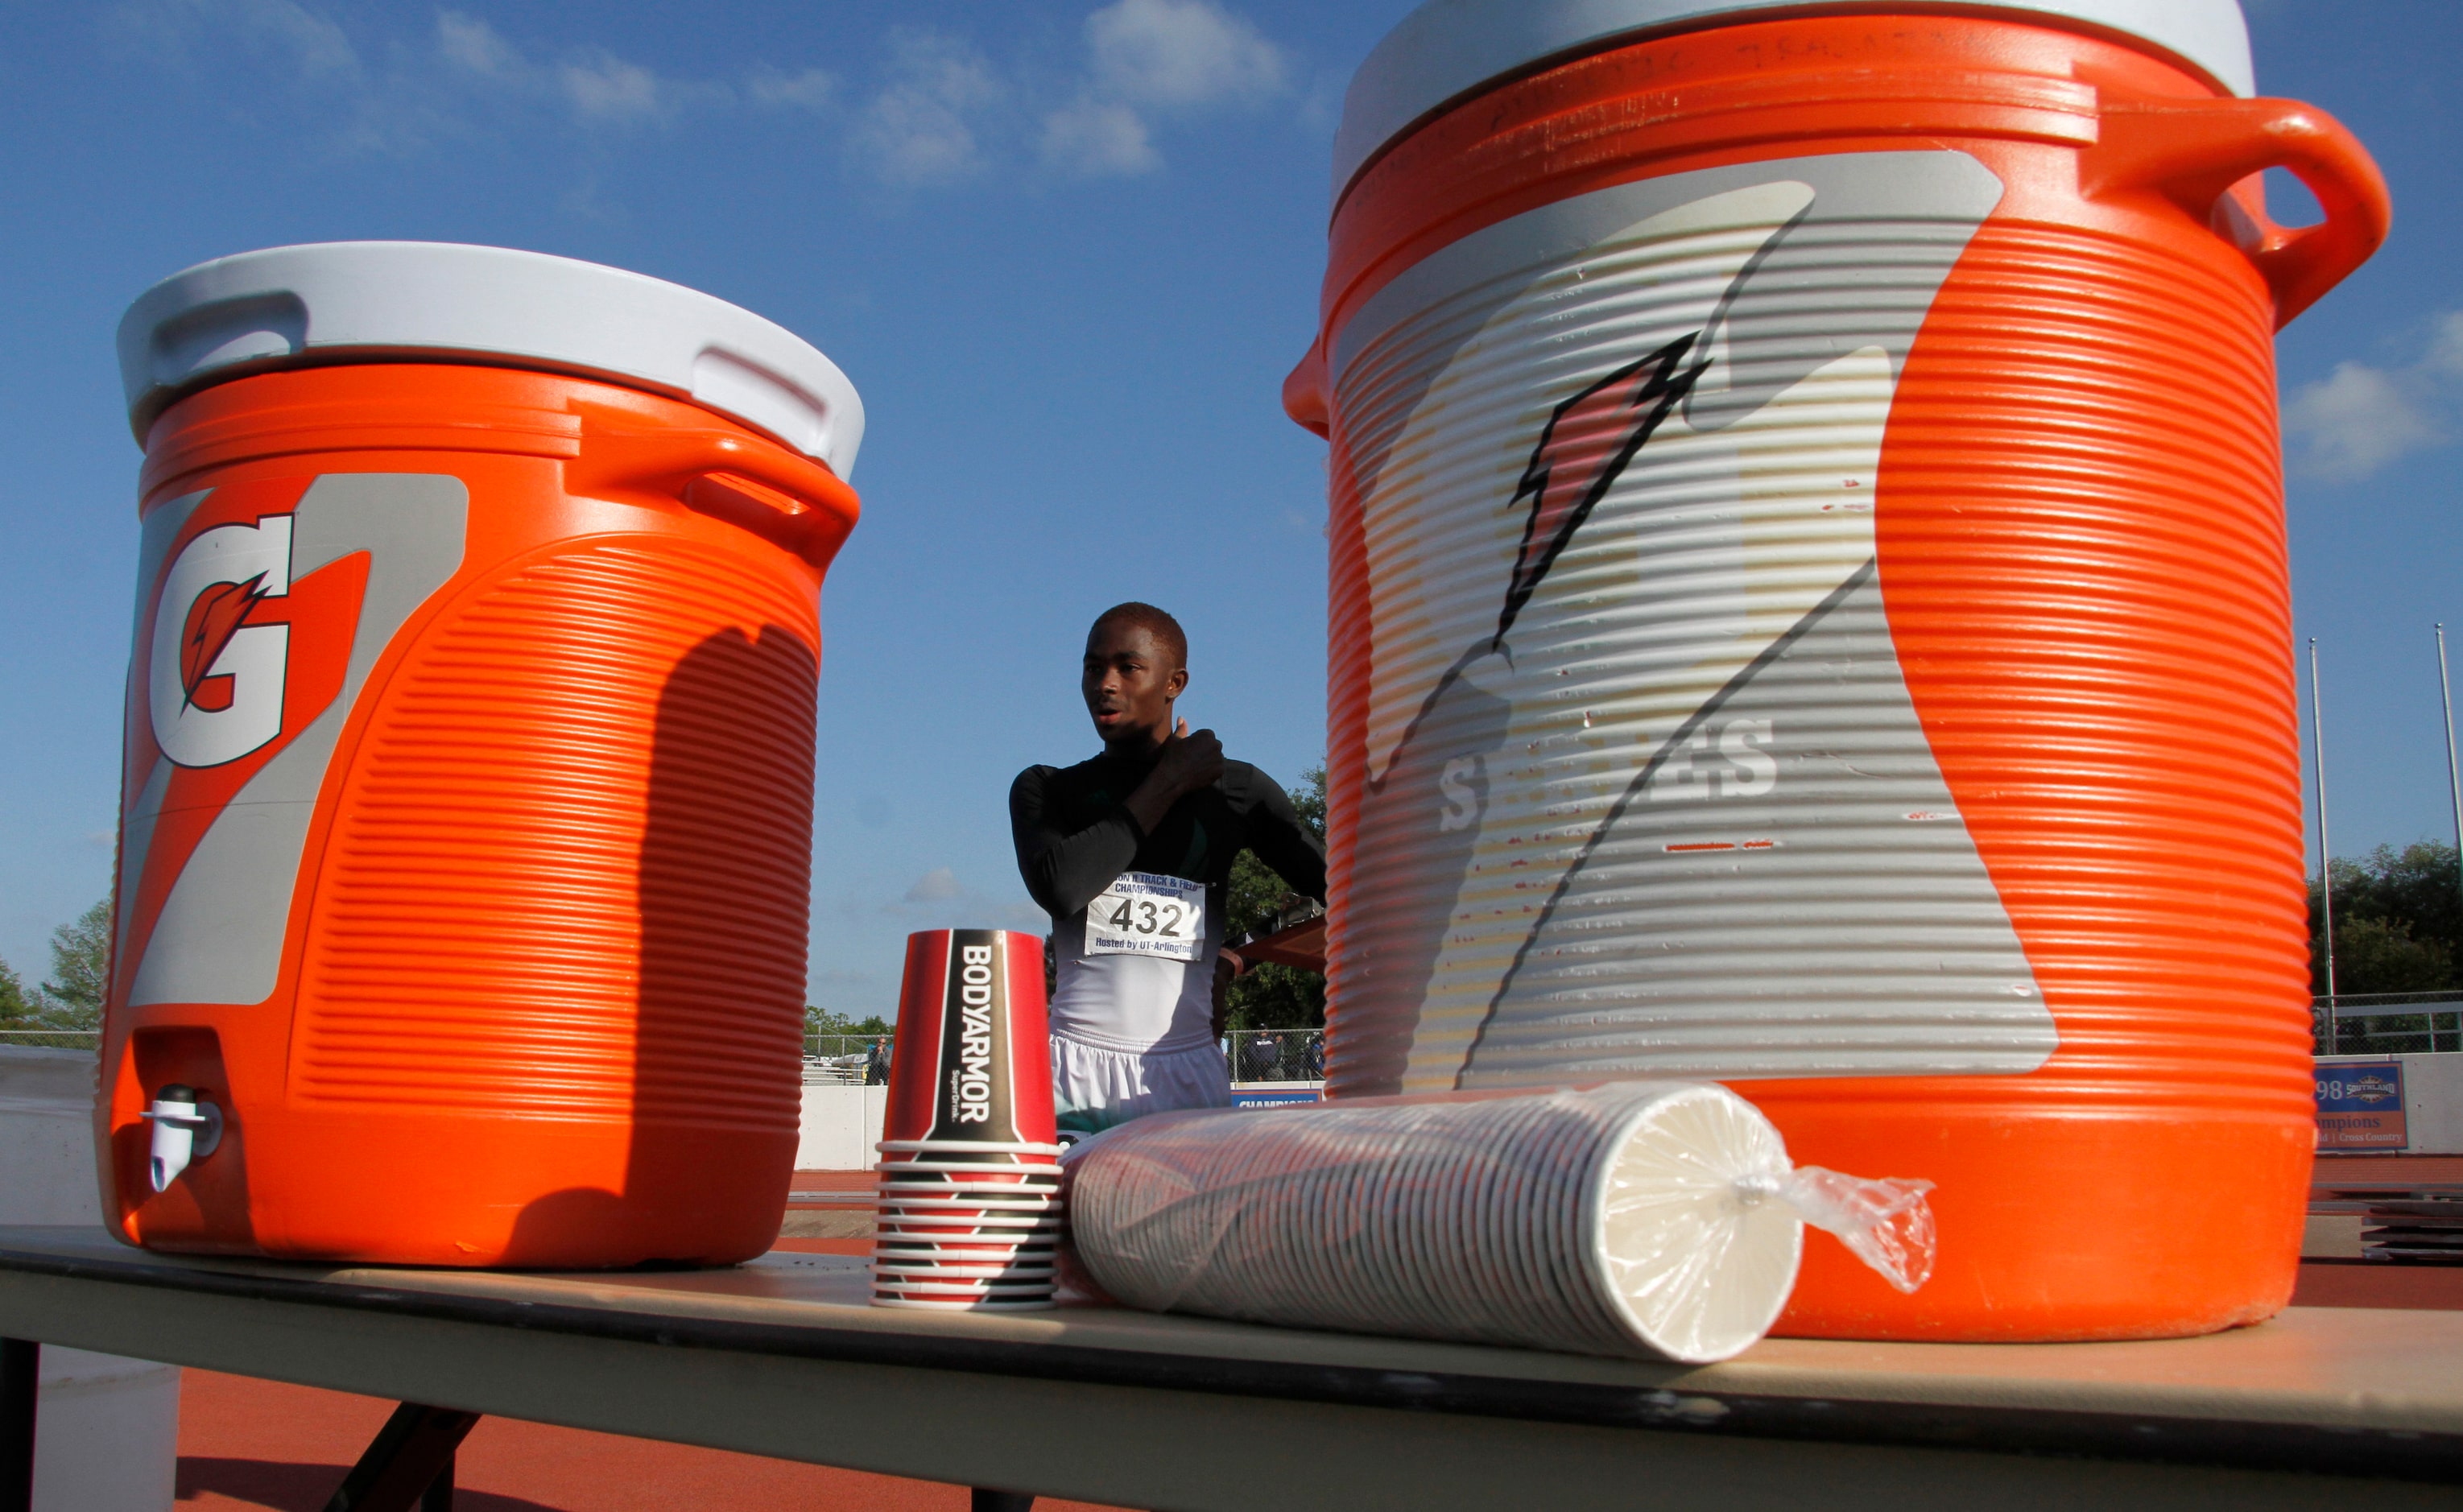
1304, 1035, 1325, 1081
1247, 1031, 1279, 1081
864, 1038, 891, 1087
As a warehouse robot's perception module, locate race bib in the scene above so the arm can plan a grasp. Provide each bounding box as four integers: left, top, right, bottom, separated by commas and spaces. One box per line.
1085, 871, 1205, 961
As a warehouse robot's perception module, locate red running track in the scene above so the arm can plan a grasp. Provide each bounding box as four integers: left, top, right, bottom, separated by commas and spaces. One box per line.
176, 1369, 1131, 1512
2312, 1154, 2463, 1182
175, 1178, 1113, 1512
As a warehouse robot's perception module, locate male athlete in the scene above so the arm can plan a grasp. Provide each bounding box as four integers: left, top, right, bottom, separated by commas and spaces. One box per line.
1010, 603, 1326, 1138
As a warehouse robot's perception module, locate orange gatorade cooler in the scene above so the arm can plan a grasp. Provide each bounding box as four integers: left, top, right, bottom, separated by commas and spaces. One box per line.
100, 242, 863, 1266
1287, 2, 2388, 1338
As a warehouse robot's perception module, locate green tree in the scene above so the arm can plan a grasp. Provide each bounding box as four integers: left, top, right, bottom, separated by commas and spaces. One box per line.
1223, 765, 1329, 1032
2329, 915, 2451, 995
40, 899, 111, 1029
2310, 841, 2463, 996
0, 953, 35, 1027
0, 899, 111, 1039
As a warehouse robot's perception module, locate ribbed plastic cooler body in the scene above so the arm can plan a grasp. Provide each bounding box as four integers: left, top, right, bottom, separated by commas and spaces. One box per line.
1294, 11, 2387, 1338
101, 246, 862, 1266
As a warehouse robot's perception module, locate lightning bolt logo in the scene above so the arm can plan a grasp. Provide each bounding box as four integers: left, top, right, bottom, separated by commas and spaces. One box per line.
1368, 330, 1714, 791
148, 511, 295, 770
179, 573, 274, 714
1496, 332, 1709, 646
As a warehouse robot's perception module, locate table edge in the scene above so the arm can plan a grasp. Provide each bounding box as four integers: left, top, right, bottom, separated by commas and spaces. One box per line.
1, 1243, 2456, 1485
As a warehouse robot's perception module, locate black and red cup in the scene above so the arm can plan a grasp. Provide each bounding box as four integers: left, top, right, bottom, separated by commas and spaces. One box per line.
874, 929, 1061, 1310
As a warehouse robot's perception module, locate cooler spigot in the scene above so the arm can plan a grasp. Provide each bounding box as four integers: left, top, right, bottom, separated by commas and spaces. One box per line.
143, 1084, 224, 1192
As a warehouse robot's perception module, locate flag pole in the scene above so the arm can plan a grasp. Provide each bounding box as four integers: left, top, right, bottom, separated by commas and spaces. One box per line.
2442, 624, 2463, 921
2310, 638, 2337, 1052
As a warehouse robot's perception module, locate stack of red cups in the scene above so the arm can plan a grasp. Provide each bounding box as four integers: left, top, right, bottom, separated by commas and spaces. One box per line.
873, 928, 1061, 1311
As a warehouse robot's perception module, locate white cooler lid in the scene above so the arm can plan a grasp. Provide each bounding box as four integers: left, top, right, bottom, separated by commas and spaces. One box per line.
1332, 0, 2254, 198
118, 242, 866, 479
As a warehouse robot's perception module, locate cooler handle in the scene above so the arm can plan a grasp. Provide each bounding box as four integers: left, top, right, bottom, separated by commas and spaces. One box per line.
1283, 339, 1331, 438
2087, 97, 2391, 330
569, 419, 862, 571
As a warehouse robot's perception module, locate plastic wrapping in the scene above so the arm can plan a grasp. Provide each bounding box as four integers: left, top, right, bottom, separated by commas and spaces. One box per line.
1771, 1166, 1936, 1295
1064, 1083, 1933, 1362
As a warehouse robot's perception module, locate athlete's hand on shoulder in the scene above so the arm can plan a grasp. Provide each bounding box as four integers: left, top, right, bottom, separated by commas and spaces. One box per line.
1124, 720, 1226, 833
1155, 719, 1225, 799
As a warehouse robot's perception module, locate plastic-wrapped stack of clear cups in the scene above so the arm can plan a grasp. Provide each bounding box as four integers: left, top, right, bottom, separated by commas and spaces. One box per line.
1066, 1083, 1939, 1361
872, 928, 1060, 1312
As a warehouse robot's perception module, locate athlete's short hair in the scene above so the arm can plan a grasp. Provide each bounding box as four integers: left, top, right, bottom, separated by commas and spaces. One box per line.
1089, 602, 1187, 671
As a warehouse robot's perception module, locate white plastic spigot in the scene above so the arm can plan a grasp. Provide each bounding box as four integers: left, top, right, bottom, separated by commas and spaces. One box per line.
142, 1084, 224, 1193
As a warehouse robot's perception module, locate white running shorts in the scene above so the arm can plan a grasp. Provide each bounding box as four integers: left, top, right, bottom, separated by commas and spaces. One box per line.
1052, 1033, 1232, 1138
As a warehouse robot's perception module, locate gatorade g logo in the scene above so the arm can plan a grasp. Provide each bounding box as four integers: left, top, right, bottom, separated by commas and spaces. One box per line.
149, 514, 294, 768
115, 474, 468, 1011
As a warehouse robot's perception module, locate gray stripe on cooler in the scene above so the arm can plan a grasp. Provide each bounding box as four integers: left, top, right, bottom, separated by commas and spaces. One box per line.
1327, 150, 2032, 1095
1458, 563, 2053, 1085
113, 490, 213, 981
130, 474, 467, 1007
1329, 151, 2004, 502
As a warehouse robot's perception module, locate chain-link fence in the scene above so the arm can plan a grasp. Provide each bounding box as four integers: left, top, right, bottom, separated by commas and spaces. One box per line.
1229, 1028, 1324, 1084
0, 1026, 1341, 1084
0, 1029, 100, 1052
803, 1031, 1328, 1087
2315, 994, 2463, 1056
23, 1029, 891, 1065
37, 1006, 2451, 1072
804, 1035, 893, 1085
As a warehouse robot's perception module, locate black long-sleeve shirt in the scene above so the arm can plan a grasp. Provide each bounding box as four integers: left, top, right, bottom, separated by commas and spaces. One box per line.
1011, 751, 1326, 1055
1010, 752, 1327, 925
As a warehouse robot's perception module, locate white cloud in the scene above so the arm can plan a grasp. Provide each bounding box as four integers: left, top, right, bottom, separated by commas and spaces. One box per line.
904, 867, 965, 903
559, 51, 664, 122
1296, 65, 1346, 134
432, 12, 697, 130
119, 1, 1287, 191
1087, 0, 1283, 109
2284, 312, 2463, 482
253, 0, 354, 76
436, 11, 516, 78
870, 870, 1043, 934
225, 0, 357, 77
1041, 97, 1158, 177
749, 66, 836, 111
2285, 363, 2444, 481
114, 0, 361, 79
2428, 311, 2463, 374
854, 33, 1000, 185
1039, 0, 1287, 177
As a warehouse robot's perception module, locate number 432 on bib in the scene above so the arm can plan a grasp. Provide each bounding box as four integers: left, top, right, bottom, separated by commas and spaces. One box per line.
1085, 871, 1205, 962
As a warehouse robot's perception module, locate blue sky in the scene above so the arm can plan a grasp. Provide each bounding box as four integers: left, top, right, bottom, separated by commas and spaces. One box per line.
0, 0, 2456, 1018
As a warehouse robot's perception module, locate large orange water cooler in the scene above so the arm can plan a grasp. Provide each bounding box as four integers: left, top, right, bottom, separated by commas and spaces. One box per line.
101, 242, 863, 1266
1288, 2, 2389, 1338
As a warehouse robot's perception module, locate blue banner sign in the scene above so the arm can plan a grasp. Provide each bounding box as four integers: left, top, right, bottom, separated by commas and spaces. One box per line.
1232, 1087, 1324, 1110
2316, 1062, 2407, 1150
